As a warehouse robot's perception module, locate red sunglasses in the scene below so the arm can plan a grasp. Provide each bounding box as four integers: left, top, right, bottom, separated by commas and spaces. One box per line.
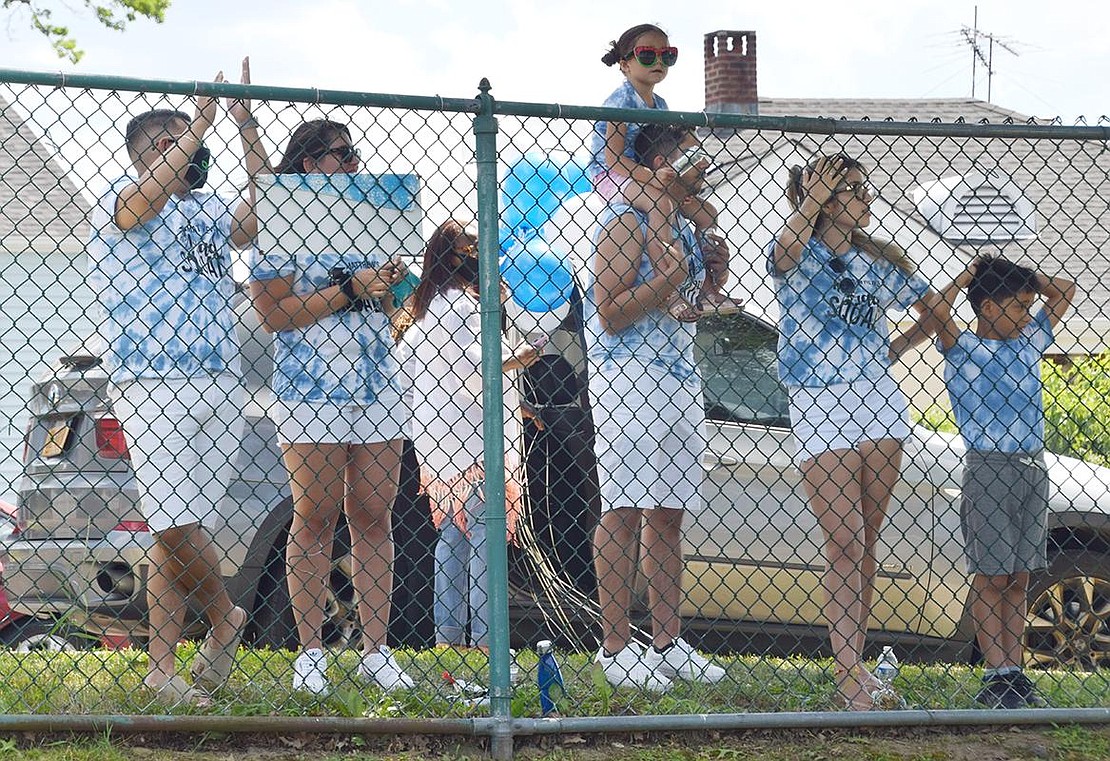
624, 46, 678, 68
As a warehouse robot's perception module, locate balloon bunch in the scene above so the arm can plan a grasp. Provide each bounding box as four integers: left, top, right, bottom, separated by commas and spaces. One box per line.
498, 152, 594, 337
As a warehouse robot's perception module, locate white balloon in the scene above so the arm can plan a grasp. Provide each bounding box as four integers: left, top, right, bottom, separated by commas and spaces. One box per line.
503, 293, 570, 339
547, 191, 605, 270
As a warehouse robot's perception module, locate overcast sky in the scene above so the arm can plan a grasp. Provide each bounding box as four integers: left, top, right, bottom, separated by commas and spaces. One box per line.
1, 0, 1106, 122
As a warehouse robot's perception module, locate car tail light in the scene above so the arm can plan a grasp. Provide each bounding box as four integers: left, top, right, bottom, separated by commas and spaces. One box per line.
95, 418, 130, 460
111, 520, 150, 533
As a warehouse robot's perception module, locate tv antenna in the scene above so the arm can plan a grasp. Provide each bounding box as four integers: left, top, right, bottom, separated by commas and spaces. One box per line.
961, 5, 1020, 102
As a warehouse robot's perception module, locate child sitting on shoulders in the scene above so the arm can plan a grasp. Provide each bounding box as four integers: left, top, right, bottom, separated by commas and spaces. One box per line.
588, 22, 739, 320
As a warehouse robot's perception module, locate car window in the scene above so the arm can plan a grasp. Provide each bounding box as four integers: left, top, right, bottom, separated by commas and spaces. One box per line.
694, 313, 790, 427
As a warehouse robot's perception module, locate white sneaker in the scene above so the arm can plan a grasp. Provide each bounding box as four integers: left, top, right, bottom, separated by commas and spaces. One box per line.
292, 647, 329, 695
359, 645, 415, 692
642, 637, 727, 684
595, 644, 672, 693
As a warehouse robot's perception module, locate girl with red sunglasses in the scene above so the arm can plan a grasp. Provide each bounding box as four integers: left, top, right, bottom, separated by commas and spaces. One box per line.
588, 24, 739, 321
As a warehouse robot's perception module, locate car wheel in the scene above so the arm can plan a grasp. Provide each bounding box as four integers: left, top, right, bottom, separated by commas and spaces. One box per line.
0, 618, 88, 652
1025, 550, 1110, 670
322, 556, 359, 650
251, 522, 361, 651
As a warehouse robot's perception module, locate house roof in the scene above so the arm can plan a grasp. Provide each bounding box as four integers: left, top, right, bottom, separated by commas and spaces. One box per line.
0, 93, 90, 256
701, 97, 1110, 330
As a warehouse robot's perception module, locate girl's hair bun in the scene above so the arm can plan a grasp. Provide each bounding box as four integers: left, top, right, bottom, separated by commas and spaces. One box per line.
601, 41, 621, 67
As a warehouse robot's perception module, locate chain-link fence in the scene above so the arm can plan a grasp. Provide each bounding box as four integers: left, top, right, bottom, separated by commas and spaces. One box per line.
1, 69, 1110, 752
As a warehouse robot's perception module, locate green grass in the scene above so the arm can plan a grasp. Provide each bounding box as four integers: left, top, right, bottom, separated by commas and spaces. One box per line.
1, 644, 1109, 718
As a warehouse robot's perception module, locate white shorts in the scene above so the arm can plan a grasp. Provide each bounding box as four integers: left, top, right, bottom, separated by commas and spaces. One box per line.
110, 375, 245, 534
788, 372, 911, 466
271, 391, 406, 446
589, 360, 706, 513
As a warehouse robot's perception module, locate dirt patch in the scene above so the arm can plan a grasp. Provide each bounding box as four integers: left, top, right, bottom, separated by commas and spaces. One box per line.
4, 725, 1109, 759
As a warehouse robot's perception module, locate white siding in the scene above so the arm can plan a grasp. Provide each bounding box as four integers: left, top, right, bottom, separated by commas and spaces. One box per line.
0, 251, 94, 502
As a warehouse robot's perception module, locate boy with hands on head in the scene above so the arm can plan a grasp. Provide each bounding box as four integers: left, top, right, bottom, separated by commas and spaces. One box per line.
932, 255, 1075, 709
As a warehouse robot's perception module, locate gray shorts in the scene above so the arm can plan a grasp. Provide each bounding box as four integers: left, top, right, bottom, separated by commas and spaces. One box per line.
960, 450, 1049, 576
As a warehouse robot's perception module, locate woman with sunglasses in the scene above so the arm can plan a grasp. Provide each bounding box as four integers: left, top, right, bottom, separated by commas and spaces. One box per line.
249, 119, 413, 695
403, 219, 540, 653
588, 23, 734, 321
769, 154, 941, 710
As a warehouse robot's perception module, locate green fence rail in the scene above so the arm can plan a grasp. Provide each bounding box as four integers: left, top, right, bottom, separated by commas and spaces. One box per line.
1, 69, 1109, 758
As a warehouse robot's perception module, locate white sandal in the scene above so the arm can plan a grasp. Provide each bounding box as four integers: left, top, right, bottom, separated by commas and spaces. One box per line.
143, 674, 211, 708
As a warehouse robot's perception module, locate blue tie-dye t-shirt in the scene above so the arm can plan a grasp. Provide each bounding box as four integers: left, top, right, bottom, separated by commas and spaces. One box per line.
582, 204, 704, 386
588, 80, 669, 179
940, 309, 1053, 453
768, 237, 930, 388
249, 239, 401, 406
86, 176, 242, 384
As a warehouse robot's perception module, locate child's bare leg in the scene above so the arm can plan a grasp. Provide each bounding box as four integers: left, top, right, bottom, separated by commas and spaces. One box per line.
623, 183, 676, 264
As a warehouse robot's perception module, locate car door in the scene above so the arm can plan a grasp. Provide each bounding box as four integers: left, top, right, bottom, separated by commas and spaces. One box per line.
683, 313, 934, 638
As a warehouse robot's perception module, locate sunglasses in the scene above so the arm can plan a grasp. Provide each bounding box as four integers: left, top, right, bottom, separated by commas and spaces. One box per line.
833, 180, 874, 199
625, 46, 678, 68
317, 145, 361, 164
828, 257, 856, 294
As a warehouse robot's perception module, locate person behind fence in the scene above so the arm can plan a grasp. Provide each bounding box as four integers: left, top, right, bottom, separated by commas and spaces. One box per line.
929, 255, 1075, 709
585, 123, 728, 692
86, 63, 265, 706
588, 23, 735, 321
404, 219, 541, 652
249, 119, 414, 695
770, 154, 942, 710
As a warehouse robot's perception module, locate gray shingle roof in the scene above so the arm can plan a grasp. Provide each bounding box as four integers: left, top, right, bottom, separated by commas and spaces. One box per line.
704, 97, 1110, 324
0, 93, 90, 256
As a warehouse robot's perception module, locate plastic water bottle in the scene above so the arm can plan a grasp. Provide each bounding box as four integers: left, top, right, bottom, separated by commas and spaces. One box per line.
874, 646, 899, 687
871, 646, 905, 709
442, 670, 489, 707
536, 639, 565, 716
508, 648, 521, 686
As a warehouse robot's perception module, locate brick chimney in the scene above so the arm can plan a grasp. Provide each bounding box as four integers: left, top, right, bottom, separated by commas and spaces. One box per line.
704, 30, 758, 115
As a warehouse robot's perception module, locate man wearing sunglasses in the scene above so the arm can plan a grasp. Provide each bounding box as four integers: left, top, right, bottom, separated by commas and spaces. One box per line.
86, 60, 270, 706
584, 123, 728, 693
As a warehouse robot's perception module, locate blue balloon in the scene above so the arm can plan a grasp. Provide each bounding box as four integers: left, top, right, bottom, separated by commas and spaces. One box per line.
500, 235, 574, 314
501, 153, 572, 234
562, 157, 592, 196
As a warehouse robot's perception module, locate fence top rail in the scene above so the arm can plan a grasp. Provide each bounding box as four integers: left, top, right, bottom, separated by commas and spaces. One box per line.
493, 99, 1110, 140
0, 68, 481, 114
2, 68, 1109, 141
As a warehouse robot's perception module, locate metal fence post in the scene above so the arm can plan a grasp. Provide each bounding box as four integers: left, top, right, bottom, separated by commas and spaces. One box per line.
473, 77, 513, 761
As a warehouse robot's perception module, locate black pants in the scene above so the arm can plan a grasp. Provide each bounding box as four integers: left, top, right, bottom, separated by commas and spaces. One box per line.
387, 438, 437, 649
522, 406, 600, 597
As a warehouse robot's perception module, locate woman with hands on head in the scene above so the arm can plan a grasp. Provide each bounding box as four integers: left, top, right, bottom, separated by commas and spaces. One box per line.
770, 154, 942, 710
249, 119, 414, 695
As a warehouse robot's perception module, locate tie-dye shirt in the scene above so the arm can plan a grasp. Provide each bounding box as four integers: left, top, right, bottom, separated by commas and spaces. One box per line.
582, 204, 704, 386
249, 236, 401, 406
940, 309, 1053, 453
588, 80, 669, 180
769, 237, 930, 388
87, 176, 241, 383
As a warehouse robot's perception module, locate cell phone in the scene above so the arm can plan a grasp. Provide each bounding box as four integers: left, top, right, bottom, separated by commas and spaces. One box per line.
529, 333, 550, 350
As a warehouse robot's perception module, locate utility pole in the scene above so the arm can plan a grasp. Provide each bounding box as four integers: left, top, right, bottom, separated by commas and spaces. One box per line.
960, 5, 1020, 102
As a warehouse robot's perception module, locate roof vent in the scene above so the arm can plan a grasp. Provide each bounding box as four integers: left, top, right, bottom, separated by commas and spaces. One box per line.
913, 170, 1036, 243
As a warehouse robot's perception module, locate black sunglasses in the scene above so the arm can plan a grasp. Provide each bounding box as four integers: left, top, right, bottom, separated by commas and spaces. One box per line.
828, 257, 856, 294
316, 145, 360, 164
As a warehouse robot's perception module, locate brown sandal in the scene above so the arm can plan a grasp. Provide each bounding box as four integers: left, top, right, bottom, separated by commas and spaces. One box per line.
700, 295, 745, 316
190, 605, 247, 691
834, 665, 877, 711
667, 295, 703, 323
